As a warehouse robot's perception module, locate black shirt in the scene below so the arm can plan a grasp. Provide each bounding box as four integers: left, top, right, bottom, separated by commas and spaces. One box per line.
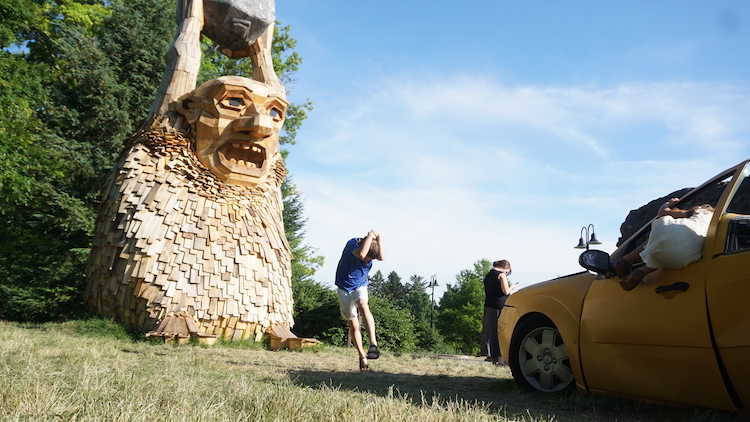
484, 269, 507, 309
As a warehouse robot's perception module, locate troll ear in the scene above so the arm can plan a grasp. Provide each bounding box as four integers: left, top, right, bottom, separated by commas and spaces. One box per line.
174, 92, 202, 126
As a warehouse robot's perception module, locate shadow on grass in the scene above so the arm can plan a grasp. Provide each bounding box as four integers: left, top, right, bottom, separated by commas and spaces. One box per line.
289, 366, 568, 420
287, 367, 749, 422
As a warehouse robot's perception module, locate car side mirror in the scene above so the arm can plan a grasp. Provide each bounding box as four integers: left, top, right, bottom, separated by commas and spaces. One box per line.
579, 250, 615, 278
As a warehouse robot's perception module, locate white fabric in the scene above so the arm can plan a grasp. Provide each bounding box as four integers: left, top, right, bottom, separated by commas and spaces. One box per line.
337, 285, 368, 320
640, 209, 713, 269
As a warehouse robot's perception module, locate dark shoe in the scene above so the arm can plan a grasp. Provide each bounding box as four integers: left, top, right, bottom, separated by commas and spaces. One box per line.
614, 258, 632, 279
366, 345, 380, 360
359, 357, 370, 371
619, 268, 645, 291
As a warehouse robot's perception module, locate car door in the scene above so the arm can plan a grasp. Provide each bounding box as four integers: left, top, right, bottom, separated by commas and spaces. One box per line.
578, 260, 733, 409
702, 176, 750, 408
577, 161, 750, 411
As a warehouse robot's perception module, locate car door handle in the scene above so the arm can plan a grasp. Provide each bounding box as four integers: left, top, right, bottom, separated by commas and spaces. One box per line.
655, 282, 690, 294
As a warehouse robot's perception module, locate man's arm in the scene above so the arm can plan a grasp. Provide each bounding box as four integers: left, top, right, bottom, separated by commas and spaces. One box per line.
353, 230, 383, 261
372, 230, 384, 261
658, 198, 691, 218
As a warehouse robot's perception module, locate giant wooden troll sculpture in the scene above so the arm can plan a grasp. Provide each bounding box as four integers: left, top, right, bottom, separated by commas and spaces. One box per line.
85, 0, 294, 341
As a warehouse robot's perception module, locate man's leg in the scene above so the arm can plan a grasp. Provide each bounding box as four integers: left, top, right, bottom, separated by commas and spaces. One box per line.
348, 316, 371, 370
348, 316, 366, 359
357, 299, 377, 348
338, 288, 369, 369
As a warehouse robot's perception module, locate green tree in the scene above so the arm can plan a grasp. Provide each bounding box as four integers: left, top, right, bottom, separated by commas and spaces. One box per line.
377, 270, 405, 301
0, 0, 116, 321
0, 0, 40, 47
368, 296, 416, 353
0, 50, 92, 321
408, 274, 427, 293
436, 259, 491, 354
368, 269, 385, 296
397, 288, 439, 351
289, 278, 342, 343
283, 175, 324, 285
284, 174, 331, 342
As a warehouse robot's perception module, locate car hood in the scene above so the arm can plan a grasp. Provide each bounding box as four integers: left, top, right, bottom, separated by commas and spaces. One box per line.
509, 271, 594, 305
505, 270, 597, 328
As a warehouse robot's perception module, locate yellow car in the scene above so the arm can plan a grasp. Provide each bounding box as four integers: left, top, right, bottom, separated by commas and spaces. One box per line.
498, 159, 750, 411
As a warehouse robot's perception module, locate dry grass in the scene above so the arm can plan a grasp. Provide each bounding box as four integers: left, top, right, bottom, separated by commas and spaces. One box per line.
0, 320, 747, 422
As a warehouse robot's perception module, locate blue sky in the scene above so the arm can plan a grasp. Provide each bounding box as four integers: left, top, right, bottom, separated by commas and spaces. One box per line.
275, 0, 750, 296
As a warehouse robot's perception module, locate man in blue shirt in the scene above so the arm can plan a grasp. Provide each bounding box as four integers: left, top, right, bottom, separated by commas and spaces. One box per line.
335, 230, 384, 371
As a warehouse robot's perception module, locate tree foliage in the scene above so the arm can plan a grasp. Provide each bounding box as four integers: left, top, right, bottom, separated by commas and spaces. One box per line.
371, 270, 406, 301
289, 277, 343, 343
408, 274, 427, 292
367, 296, 416, 353
436, 259, 491, 354
0, 0, 102, 320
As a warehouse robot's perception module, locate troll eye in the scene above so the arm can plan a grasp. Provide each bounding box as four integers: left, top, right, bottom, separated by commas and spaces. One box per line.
227, 97, 245, 107
269, 107, 283, 120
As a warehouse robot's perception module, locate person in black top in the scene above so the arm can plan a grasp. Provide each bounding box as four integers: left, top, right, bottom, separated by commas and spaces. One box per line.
480, 260, 515, 366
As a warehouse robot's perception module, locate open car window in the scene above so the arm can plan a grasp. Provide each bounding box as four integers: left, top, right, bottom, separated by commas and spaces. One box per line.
616, 162, 749, 259
725, 174, 750, 215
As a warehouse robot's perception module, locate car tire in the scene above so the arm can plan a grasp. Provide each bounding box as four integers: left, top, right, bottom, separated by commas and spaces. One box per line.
508, 315, 575, 393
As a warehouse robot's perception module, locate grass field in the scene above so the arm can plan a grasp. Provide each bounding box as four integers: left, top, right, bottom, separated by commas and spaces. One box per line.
0, 319, 747, 422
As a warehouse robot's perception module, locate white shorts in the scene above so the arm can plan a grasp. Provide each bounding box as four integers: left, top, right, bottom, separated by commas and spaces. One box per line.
337, 286, 368, 320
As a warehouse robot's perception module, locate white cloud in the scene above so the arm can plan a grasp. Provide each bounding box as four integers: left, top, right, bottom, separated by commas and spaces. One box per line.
286, 73, 750, 296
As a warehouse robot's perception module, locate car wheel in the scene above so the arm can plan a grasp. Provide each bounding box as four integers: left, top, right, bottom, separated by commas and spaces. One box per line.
509, 315, 574, 393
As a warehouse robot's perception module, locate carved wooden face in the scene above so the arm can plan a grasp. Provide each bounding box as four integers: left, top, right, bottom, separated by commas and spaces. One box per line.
180, 76, 287, 187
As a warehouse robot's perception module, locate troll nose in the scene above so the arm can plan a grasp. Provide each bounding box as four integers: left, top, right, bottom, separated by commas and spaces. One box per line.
233, 115, 273, 138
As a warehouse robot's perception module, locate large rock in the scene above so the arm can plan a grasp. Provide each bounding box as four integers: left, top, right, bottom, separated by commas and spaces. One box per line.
203, 0, 275, 52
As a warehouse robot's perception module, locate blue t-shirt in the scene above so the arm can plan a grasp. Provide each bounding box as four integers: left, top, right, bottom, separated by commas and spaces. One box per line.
335, 238, 373, 292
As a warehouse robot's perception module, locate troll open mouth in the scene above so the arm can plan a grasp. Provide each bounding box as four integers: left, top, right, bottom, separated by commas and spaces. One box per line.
218, 141, 265, 172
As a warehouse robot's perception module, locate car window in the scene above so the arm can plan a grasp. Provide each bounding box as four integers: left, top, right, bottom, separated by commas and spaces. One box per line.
617, 167, 744, 258
726, 176, 750, 215
725, 217, 750, 254
724, 168, 750, 254
675, 172, 734, 212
